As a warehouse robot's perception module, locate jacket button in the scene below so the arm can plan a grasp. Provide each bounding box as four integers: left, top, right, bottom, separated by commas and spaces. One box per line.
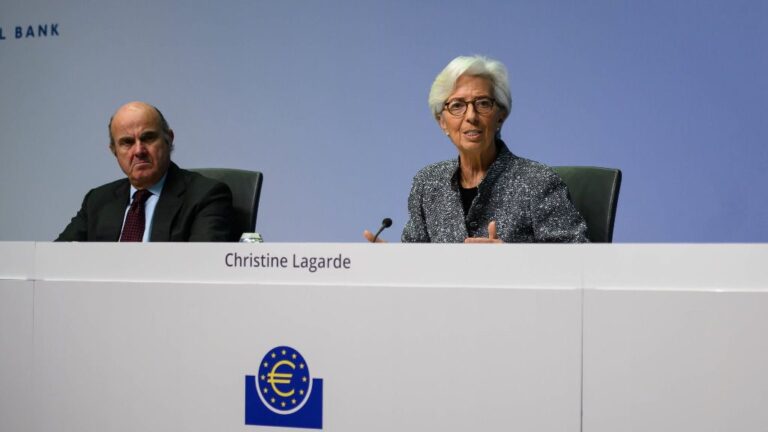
469, 221, 479, 229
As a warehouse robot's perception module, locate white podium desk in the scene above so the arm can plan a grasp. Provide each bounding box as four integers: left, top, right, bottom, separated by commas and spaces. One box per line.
1, 243, 767, 432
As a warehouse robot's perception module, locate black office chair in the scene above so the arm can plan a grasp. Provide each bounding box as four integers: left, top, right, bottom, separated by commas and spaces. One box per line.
552, 166, 622, 243
190, 168, 263, 241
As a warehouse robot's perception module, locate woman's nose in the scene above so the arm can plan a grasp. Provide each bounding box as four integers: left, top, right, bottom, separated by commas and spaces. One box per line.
464, 103, 478, 122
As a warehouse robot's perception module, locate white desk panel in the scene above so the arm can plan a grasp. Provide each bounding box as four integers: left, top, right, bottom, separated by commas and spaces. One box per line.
32, 280, 582, 432
0, 280, 34, 432
0, 241, 35, 279
4, 242, 766, 432
583, 289, 768, 432
583, 244, 768, 290
35, 243, 584, 288
583, 245, 768, 432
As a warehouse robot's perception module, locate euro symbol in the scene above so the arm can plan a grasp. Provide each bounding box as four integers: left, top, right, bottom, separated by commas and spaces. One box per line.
267, 360, 295, 397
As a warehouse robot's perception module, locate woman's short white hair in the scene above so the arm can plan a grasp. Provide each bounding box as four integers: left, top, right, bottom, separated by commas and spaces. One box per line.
428, 55, 512, 120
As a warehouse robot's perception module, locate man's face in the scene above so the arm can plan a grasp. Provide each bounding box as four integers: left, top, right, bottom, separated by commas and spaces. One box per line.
109, 102, 172, 189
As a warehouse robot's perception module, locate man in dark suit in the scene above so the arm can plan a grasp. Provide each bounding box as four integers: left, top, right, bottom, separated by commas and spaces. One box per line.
56, 101, 233, 242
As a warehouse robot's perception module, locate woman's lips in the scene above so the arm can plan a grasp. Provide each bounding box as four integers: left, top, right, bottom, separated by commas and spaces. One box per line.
463, 129, 482, 139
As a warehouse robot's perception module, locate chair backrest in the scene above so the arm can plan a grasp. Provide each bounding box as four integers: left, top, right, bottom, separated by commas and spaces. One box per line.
552, 166, 622, 243
190, 168, 263, 241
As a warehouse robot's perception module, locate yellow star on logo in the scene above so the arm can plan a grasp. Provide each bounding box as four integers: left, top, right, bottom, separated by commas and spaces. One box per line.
263, 362, 268, 368
271, 352, 276, 358
281, 349, 286, 355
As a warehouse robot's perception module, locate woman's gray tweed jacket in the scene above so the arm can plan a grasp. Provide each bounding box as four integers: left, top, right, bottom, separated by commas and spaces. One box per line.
402, 141, 588, 243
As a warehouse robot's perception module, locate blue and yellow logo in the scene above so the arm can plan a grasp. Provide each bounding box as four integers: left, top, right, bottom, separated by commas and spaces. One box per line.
245, 346, 323, 429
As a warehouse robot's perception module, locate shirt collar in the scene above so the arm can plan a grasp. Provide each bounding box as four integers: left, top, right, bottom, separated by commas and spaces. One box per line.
129, 172, 168, 200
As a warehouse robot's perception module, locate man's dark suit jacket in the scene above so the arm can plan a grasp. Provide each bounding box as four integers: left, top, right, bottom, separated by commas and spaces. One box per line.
56, 162, 233, 242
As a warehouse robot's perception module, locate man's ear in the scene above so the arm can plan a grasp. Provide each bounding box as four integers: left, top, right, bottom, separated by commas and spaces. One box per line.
166, 129, 175, 150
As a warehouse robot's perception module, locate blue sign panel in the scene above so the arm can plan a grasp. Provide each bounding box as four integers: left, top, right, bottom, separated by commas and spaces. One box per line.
245, 346, 323, 429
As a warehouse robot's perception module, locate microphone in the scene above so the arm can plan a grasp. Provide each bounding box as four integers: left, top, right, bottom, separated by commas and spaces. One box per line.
372, 218, 393, 242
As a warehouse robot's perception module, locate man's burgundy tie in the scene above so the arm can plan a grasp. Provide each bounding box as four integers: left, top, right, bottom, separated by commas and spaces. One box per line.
120, 189, 152, 242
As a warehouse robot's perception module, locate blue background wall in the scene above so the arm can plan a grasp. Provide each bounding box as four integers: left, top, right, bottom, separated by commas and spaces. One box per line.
1, 0, 766, 242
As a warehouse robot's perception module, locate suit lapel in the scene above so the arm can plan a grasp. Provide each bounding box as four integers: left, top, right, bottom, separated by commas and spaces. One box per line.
102, 181, 130, 241
447, 162, 469, 240
150, 163, 185, 241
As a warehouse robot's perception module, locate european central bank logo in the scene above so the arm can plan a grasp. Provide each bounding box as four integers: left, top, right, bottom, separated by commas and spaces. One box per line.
245, 346, 323, 429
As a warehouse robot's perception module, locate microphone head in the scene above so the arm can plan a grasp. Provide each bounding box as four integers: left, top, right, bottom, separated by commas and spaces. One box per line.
382, 218, 392, 228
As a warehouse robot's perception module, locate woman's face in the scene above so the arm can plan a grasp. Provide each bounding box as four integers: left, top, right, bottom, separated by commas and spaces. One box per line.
439, 75, 506, 157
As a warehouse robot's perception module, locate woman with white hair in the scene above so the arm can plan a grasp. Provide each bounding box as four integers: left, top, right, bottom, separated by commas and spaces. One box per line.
365, 55, 588, 243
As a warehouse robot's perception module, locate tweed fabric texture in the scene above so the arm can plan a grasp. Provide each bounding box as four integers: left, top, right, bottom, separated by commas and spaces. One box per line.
402, 141, 588, 243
